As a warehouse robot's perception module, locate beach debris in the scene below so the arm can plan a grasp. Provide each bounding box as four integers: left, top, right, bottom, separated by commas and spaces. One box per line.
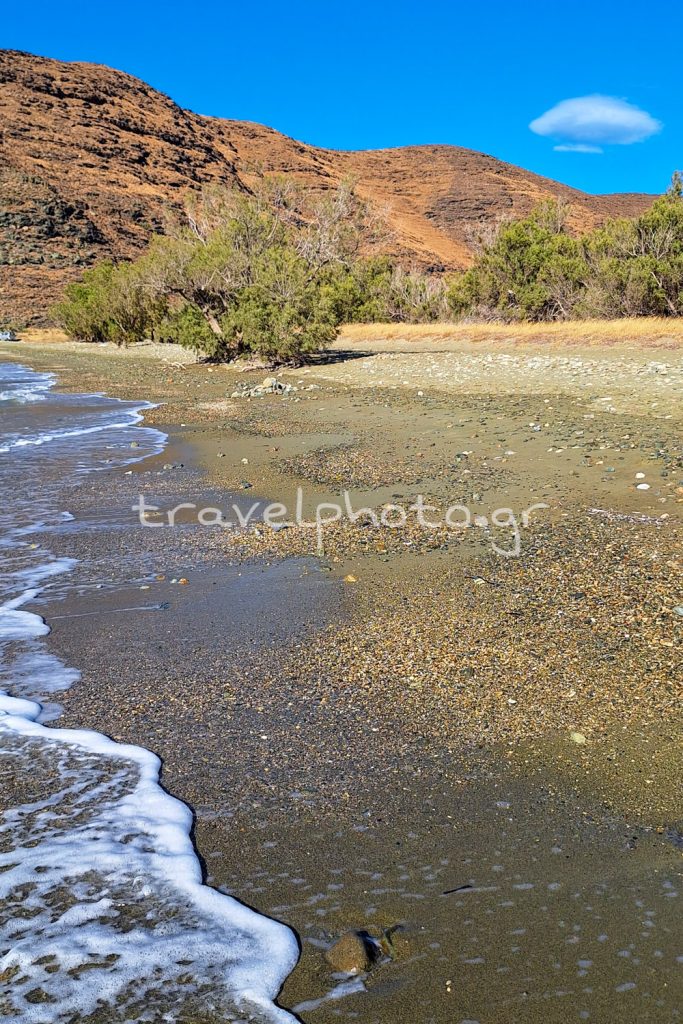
231, 377, 297, 398
325, 931, 380, 974
344, 574, 358, 583
378, 923, 411, 960
178, 578, 189, 585
464, 573, 500, 587
587, 508, 665, 525
570, 731, 587, 745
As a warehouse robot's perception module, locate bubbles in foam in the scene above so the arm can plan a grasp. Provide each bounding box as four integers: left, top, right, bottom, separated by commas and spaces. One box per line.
0, 701, 298, 1022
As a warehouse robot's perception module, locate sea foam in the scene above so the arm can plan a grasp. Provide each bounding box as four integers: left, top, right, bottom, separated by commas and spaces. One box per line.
0, 695, 299, 1022
0, 363, 299, 1022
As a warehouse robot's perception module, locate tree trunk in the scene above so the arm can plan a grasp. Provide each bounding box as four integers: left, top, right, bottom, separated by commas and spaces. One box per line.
201, 309, 224, 339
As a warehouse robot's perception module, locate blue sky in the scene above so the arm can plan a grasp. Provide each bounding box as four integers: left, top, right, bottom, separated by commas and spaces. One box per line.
3, 0, 679, 196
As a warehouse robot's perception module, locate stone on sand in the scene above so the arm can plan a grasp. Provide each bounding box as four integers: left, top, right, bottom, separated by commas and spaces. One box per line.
325, 931, 378, 974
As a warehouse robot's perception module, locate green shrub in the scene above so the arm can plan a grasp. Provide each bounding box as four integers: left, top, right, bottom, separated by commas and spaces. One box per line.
155, 303, 221, 357
447, 201, 586, 321
447, 175, 683, 322
221, 246, 340, 362
53, 261, 162, 346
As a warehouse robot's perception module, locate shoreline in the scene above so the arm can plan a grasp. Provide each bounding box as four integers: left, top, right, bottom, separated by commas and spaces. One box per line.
1, 336, 681, 1021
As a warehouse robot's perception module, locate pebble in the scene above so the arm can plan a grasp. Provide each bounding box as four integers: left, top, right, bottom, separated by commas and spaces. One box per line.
325, 931, 378, 974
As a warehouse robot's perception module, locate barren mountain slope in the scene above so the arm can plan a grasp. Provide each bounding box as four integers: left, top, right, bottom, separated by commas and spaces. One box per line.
0, 50, 654, 324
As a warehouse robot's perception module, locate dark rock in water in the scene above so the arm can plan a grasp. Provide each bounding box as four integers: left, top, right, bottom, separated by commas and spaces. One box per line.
325, 930, 379, 974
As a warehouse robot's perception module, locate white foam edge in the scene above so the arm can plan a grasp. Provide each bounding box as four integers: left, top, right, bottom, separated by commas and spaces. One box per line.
0, 368, 167, 458
0, 415, 164, 454
0, 688, 299, 1020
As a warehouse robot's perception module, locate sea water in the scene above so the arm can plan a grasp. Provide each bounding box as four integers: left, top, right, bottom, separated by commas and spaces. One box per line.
0, 363, 298, 1022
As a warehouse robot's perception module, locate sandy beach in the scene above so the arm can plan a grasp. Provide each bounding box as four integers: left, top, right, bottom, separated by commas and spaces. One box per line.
1, 330, 681, 1022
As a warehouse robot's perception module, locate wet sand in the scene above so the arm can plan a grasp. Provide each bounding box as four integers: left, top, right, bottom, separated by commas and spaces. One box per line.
1, 334, 681, 1021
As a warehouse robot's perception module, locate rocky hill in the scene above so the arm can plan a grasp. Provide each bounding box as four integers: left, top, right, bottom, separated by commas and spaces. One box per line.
0, 50, 654, 325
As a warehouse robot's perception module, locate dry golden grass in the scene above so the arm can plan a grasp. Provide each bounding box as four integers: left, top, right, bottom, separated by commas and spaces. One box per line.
339, 318, 683, 350
17, 328, 71, 344
9, 319, 683, 358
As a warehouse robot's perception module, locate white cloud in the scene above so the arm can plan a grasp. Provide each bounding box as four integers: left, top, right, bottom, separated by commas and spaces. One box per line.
553, 143, 603, 154
530, 95, 661, 149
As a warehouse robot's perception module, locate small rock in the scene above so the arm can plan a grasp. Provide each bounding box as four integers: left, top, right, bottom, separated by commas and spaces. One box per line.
234, 377, 297, 398
325, 931, 378, 974
570, 731, 587, 745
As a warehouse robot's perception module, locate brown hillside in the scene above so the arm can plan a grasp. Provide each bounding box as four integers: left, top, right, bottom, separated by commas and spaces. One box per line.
0, 50, 654, 325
